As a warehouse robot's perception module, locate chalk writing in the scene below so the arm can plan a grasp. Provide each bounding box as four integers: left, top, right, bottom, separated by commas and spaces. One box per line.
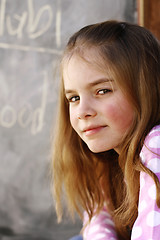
7, 12, 28, 39
0, 42, 62, 54
0, 0, 61, 134
0, 105, 17, 128
27, 0, 53, 39
56, 9, 61, 48
0, 71, 48, 135
18, 104, 32, 128
0, 0, 62, 53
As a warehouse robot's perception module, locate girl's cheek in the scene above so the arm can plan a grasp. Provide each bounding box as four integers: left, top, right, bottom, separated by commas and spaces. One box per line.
104, 102, 134, 129
104, 104, 119, 120
69, 110, 77, 128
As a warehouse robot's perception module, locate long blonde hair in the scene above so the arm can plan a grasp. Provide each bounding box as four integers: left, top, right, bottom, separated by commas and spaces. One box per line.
51, 21, 160, 239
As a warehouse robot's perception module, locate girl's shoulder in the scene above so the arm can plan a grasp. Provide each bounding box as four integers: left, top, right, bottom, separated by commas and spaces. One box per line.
144, 125, 160, 149
140, 124, 160, 168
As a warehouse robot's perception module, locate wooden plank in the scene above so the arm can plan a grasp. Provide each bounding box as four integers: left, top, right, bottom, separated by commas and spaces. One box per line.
138, 0, 149, 27
138, 0, 160, 39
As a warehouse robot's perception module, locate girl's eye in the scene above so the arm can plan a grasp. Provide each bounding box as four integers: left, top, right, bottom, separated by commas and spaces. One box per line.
68, 95, 80, 102
97, 89, 112, 95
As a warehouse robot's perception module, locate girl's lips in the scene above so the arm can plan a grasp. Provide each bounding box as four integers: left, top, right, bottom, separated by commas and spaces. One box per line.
84, 125, 107, 136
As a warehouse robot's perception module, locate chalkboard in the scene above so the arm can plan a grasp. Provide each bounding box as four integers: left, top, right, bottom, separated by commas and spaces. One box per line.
0, 0, 136, 239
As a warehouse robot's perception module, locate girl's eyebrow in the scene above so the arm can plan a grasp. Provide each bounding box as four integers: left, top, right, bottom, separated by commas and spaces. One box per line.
88, 78, 113, 87
65, 78, 113, 95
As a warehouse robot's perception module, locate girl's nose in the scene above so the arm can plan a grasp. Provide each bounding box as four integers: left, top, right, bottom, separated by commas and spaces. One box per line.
77, 100, 97, 119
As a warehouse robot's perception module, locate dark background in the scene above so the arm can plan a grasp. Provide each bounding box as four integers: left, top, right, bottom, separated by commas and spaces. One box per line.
0, 0, 136, 239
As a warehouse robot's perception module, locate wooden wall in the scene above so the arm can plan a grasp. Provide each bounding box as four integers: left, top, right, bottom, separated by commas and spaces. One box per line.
138, 0, 160, 39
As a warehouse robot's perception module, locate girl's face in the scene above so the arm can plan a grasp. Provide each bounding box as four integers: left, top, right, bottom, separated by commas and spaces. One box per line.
63, 55, 135, 154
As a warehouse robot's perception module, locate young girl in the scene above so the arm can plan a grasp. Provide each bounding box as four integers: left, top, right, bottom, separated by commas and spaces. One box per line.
51, 20, 160, 240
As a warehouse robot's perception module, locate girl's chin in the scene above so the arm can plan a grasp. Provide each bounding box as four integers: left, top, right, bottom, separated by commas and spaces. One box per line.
87, 144, 109, 153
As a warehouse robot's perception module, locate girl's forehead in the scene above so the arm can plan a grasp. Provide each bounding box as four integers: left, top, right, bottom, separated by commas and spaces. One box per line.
62, 54, 110, 84
63, 54, 120, 94
62, 51, 122, 89
62, 50, 111, 76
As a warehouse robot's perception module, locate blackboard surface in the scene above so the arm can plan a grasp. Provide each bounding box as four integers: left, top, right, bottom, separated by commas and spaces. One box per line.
0, 0, 136, 239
